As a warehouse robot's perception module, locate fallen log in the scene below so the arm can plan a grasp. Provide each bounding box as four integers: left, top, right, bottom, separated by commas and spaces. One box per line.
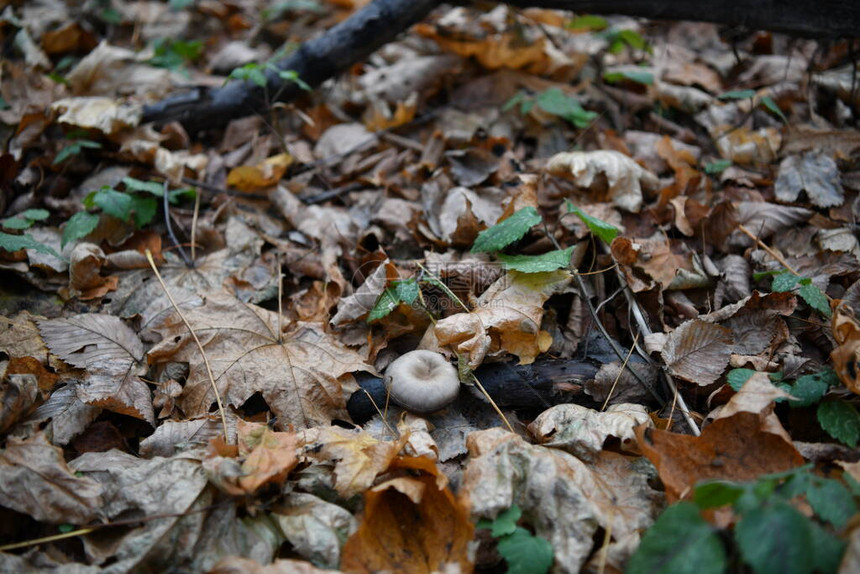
142, 0, 858, 133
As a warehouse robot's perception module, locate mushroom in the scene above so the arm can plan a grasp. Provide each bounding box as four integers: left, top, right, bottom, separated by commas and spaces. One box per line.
384, 350, 460, 414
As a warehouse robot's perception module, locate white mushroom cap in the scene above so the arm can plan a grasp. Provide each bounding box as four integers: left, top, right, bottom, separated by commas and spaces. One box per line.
384, 350, 460, 414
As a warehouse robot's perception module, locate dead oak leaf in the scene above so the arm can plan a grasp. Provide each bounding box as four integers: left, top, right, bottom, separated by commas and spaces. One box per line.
0, 432, 103, 524
147, 293, 371, 428
341, 456, 473, 574
636, 411, 804, 503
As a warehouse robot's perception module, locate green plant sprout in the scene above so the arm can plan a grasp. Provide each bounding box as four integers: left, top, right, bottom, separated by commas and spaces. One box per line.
504, 88, 598, 129
718, 89, 788, 123
477, 505, 553, 574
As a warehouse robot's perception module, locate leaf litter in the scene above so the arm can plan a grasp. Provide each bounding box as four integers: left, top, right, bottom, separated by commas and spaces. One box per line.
0, 2, 858, 573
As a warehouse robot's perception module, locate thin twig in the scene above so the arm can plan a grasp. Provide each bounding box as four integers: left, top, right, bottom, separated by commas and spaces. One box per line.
470, 372, 515, 433
191, 186, 201, 262
146, 250, 229, 438
737, 224, 799, 275
601, 332, 639, 412
162, 181, 192, 268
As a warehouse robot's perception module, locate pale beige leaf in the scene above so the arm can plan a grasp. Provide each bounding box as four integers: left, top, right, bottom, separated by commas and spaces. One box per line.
546, 150, 660, 213
27, 382, 101, 445
0, 433, 103, 523
139, 416, 228, 457
77, 367, 155, 424
661, 319, 733, 385
38, 313, 144, 369
272, 493, 357, 569
776, 153, 844, 208
147, 293, 372, 428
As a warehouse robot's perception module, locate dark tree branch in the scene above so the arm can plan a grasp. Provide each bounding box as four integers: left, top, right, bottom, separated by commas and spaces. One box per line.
142, 0, 859, 133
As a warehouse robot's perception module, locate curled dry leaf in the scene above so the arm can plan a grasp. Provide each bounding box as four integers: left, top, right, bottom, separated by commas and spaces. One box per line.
831, 301, 860, 394
546, 150, 660, 213
273, 492, 357, 569
340, 456, 473, 574
660, 319, 733, 386
0, 368, 39, 433
51, 96, 141, 135
433, 269, 571, 367
776, 152, 845, 208
528, 403, 651, 460
0, 432, 103, 523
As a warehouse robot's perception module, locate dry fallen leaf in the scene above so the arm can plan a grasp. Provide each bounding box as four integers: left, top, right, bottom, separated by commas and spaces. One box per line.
831, 300, 860, 394
659, 319, 733, 386
340, 455, 473, 574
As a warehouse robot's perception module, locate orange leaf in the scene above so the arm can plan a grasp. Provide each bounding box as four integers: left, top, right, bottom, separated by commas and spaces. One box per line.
831, 301, 860, 394
341, 456, 474, 574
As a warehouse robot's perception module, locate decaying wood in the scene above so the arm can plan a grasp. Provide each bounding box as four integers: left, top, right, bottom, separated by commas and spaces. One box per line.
142, 0, 858, 133
347, 357, 600, 423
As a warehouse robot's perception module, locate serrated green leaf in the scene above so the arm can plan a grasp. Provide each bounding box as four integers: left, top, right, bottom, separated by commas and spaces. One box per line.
477, 505, 521, 537
614, 29, 648, 51
496, 246, 573, 273
719, 89, 756, 101
566, 14, 608, 31
817, 400, 860, 448
704, 159, 732, 174
627, 502, 726, 574
122, 177, 165, 196
496, 527, 553, 574
20, 208, 49, 221
92, 188, 133, 221
727, 368, 757, 391
535, 88, 598, 128
787, 371, 833, 408
62, 211, 100, 247
694, 481, 747, 509
393, 280, 419, 305
367, 288, 399, 322
772, 272, 801, 292
805, 477, 857, 528
799, 283, 831, 317
128, 195, 158, 228
808, 519, 846, 574
278, 69, 311, 91
471, 207, 542, 253
1, 217, 33, 230
602, 69, 654, 85
760, 96, 788, 123
735, 502, 814, 574
0, 232, 62, 258
566, 201, 619, 244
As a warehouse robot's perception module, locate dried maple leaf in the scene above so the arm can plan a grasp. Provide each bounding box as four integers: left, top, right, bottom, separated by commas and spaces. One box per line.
636, 411, 804, 502
341, 456, 473, 574
433, 269, 571, 366
147, 293, 372, 428
39, 314, 153, 423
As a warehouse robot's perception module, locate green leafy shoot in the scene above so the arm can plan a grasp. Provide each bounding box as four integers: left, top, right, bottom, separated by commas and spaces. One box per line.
148, 38, 203, 71
717, 90, 787, 122
169, 0, 196, 10
784, 369, 838, 408
602, 69, 654, 86
367, 279, 420, 322
62, 211, 100, 247
718, 89, 756, 101
503, 89, 597, 129
760, 95, 788, 123
122, 177, 165, 196
471, 207, 542, 253
565, 201, 619, 244
769, 271, 831, 317
477, 506, 553, 574
566, 15, 608, 31
263, 0, 327, 20
817, 400, 860, 448
1, 208, 49, 231
603, 28, 651, 54
53, 137, 102, 165
496, 246, 574, 273
704, 159, 733, 174
226, 63, 268, 87
726, 368, 757, 391
0, 232, 63, 258
277, 69, 312, 91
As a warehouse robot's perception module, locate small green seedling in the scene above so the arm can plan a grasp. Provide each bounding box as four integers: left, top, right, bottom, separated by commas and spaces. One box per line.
477, 505, 554, 574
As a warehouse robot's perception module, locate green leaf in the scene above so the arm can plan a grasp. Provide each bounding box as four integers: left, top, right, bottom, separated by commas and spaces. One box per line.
367, 288, 399, 322
727, 368, 757, 391
627, 502, 726, 574
704, 159, 732, 174
496, 246, 573, 273
471, 207, 542, 253
168, 187, 197, 204
694, 481, 747, 509
805, 477, 857, 528
808, 519, 846, 574
20, 208, 49, 221
817, 400, 860, 448
92, 188, 133, 221
566, 202, 619, 244
602, 69, 654, 85
735, 501, 814, 574
0, 232, 62, 258
535, 88, 598, 128
477, 505, 522, 537
787, 370, 836, 408
718, 89, 757, 101
798, 283, 831, 317
496, 527, 553, 574
277, 69, 311, 91
393, 280, 419, 305
760, 96, 788, 123
1, 217, 33, 230
128, 195, 158, 228
566, 15, 608, 31
502, 92, 528, 112
62, 211, 100, 247
227, 64, 268, 87
605, 29, 649, 54
122, 177, 165, 197
772, 272, 801, 292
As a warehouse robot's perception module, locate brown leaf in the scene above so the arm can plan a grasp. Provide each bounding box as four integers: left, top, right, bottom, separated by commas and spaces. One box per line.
38, 313, 144, 369
636, 412, 804, 502
831, 301, 860, 395
273, 492, 357, 569
0, 365, 39, 433
0, 432, 103, 523
27, 382, 102, 445
341, 456, 473, 574
237, 420, 298, 493
147, 293, 372, 428
660, 319, 733, 385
